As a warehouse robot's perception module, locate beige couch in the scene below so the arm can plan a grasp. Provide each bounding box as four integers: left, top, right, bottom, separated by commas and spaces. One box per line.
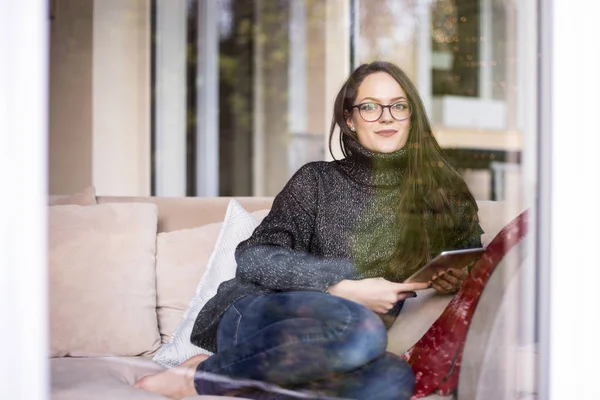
48, 190, 532, 400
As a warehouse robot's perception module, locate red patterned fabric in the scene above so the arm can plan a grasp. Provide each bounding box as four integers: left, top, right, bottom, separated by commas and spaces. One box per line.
401, 210, 529, 399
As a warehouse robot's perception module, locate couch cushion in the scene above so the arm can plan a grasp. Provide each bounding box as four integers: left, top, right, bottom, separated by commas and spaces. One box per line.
51, 356, 239, 400
155, 222, 223, 344
49, 185, 97, 206
97, 196, 273, 233
155, 209, 269, 343
153, 200, 261, 367
49, 203, 161, 357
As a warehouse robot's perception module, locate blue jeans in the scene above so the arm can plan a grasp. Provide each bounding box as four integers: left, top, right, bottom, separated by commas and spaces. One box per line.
194, 291, 415, 399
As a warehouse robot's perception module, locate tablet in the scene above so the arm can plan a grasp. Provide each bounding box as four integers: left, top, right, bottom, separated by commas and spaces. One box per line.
404, 247, 486, 283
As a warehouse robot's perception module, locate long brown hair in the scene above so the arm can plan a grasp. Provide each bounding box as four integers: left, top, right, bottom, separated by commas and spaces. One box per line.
329, 61, 480, 279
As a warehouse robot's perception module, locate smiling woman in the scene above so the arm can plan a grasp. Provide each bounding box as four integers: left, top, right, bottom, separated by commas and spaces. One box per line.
135, 61, 482, 400
345, 72, 413, 153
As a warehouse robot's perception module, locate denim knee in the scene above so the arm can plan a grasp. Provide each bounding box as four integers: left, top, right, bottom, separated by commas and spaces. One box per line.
346, 353, 416, 400
331, 303, 387, 369
380, 356, 416, 400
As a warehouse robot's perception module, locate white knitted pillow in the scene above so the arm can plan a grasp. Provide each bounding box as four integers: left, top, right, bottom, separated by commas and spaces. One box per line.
152, 199, 260, 367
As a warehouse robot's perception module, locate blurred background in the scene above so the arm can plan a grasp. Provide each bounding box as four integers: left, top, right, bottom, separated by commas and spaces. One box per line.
48, 0, 534, 207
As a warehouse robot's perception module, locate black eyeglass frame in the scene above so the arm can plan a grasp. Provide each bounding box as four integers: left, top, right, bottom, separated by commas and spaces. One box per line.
350, 102, 413, 122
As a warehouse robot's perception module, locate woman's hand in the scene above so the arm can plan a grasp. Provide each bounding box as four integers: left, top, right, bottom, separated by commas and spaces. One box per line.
429, 267, 468, 294
327, 278, 429, 314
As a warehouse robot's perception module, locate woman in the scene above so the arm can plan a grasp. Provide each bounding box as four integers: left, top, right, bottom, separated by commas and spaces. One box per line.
136, 61, 483, 399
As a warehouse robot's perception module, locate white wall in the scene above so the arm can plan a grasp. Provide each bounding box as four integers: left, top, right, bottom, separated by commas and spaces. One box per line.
49, 0, 151, 196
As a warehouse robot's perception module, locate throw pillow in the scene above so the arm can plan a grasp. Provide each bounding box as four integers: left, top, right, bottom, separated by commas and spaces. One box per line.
153, 199, 261, 368
155, 221, 223, 344
155, 209, 269, 343
49, 202, 161, 357
48, 185, 97, 206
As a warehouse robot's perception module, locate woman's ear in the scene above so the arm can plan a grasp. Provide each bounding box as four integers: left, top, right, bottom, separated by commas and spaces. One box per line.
344, 110, 353, 131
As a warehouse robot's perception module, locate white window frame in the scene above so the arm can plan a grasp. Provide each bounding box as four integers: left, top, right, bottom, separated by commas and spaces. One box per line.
0, 1, 49, 398
539, 0, 600, 399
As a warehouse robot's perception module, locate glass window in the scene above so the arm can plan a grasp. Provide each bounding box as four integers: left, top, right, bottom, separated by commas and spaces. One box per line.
47, 2, 541, 397
151, 0, 347, 197
36, 0, 600, 398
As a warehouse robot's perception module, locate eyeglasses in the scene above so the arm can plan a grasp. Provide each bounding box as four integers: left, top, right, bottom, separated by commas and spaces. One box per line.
350, 102, 412, 122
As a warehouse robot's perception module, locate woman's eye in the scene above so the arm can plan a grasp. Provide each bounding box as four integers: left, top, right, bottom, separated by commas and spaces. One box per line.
360, 103, 379, 112
392, 103, 408, 111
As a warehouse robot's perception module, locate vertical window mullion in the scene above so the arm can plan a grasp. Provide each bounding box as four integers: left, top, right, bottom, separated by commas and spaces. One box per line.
195, 0, 219, 196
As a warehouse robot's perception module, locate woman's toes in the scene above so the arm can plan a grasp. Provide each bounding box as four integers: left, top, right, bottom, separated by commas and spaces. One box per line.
133, 376, 148, 389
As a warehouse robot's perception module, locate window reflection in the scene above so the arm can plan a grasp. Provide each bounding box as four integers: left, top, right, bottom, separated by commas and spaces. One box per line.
355, 1, 537, 398
151, 0, 529, 204
48, 1, 539, 398
356, 0, 524, 203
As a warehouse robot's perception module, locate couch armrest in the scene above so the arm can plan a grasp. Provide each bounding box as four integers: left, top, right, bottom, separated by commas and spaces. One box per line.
387, 289, 453, 356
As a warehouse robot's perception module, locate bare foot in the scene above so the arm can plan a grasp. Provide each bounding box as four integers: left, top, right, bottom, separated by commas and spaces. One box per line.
134, 354, 210, 399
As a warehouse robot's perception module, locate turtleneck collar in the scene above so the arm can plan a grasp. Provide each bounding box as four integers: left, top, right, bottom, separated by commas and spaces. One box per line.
336, 134, 409, 188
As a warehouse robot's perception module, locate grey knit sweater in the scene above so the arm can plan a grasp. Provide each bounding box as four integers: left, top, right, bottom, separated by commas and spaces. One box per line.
190, 137, 484, 353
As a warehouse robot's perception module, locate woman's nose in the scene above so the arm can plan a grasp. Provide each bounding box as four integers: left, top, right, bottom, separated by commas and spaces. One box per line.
379, 106, 394, 122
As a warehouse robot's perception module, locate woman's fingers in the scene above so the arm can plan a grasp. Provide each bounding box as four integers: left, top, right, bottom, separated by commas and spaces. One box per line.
394, 281, 429, 293
429, 269, 467, 294
440, 272, 460, 287
436, 277, 454, 291
376, 302, 395, 313
431, 281, 452, 294
397, 291, 417, 301
447, 267, 468, 280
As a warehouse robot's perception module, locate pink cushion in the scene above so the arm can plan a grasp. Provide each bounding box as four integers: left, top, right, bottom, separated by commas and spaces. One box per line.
49, 203, 161, 357
155, 221, 223, 343
153, 200, 265, 367
156, 209, 270, 343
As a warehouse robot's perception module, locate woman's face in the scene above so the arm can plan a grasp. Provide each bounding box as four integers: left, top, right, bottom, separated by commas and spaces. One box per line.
346, 72, 411, 153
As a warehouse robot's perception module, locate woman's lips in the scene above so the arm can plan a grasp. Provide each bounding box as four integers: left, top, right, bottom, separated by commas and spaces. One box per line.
375, 129, 397, 137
